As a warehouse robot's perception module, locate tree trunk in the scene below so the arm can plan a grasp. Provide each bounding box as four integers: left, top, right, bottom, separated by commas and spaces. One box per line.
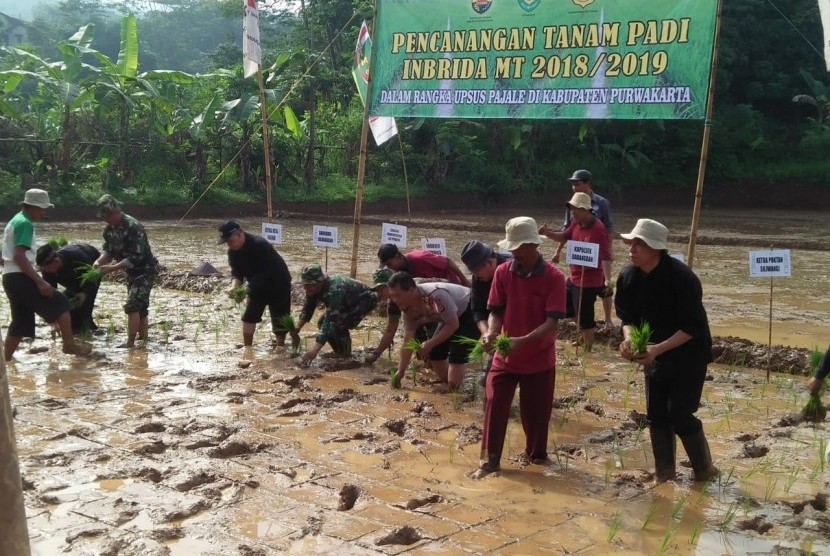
119, 99, 128, 175
60, 104, 72, 174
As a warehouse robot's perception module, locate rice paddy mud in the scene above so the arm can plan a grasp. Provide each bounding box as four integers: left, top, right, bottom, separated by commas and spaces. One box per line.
4, 208, 830, 555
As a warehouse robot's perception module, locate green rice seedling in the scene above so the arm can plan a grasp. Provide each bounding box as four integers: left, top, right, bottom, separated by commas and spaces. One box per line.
276, 314, 296, 334
607, 510, 622, 542
214, 323, 221, 343
68, 294, 84, 309
688, 521, 701, 545
817, 437, 827, 474
410, 363, 418, 383
106, 319, 116, 340
451, 389, 461, 409
670, 494, 688, 521
783, 466, 799, 494
764, 476, 778, 501
603, 460, 613, 487
717, 503, 739, 531
656, 526, 676, 556
494, 333, 512, 356
405, 337, 422, 352
48, 236, 69, 249
629, 321, 652, 355
76, 263, 103, 286
642, 504, 658, 530
194, 322, 201, 342
449, 443, 455, 464
390, 368, 401, 389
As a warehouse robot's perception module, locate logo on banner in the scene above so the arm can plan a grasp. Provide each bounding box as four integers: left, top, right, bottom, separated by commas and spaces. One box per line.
472, 0, 492, 14
571, 0, 595, 8
519, 0, 541, 12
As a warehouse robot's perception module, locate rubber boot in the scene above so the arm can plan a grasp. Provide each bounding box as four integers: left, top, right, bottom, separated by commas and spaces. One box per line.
680, 430, 719, 482
649, 426, 676, 483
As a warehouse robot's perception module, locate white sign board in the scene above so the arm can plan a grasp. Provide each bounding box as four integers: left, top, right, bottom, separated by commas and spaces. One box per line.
566, 240, 600, 268
670, 252, 686, 264
313, 225, 339, 248
381, 223, 407, 247
262, 223, 283, 245
749, 250, 792, 277
420, 237, 447, 256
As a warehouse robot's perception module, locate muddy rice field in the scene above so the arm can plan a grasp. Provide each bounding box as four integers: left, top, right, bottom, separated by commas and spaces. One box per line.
4, 207, 830, 555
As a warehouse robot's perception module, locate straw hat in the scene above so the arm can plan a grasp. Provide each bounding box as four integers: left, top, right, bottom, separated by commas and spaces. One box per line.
497, 217, 546, 251
620, 219, 669, 251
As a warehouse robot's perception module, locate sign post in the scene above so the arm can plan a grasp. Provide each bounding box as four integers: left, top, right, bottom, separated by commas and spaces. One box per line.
566, 240, 600, 355
749, 248, 792, 381
313, 225, 339, 273
420, 237, 447, 256
381, 223, 408, 247
262, 222, 283, 245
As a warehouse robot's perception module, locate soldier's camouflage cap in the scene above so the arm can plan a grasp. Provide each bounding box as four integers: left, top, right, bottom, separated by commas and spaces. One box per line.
97, 194, 122, 218
372, 267, 393, 288
300, 264, 327, 285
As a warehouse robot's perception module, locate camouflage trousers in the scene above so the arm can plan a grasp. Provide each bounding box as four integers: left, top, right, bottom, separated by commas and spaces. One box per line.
318, 294, 378, 357
124, 268, 157, 317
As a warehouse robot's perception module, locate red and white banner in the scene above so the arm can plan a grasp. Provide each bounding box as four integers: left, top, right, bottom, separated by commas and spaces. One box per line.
243, 0, 261, 78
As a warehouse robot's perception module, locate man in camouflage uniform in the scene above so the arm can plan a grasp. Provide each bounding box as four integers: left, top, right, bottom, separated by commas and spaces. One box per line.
93, 194, 158, 347
297, 264, 378, 365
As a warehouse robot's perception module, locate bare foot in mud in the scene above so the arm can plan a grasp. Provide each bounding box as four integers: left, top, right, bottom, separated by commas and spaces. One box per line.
470, 461, 500, 479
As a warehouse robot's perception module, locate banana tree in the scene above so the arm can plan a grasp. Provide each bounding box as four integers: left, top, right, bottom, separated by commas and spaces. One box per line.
1, 24, 101, 175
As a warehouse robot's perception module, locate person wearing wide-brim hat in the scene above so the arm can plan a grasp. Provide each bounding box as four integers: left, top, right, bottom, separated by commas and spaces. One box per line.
615, 218, 719, 484
1, 189, 92, 360
539, 192, 612, 351
36, 242, 102, 334
472, 217, 566, 478
552, 169, 616, 329
217, 220, 297, 349
295, 264, 378, 366
92, 194, 158, 348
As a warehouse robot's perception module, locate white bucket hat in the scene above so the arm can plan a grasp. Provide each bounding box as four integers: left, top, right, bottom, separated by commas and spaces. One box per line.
566, 192, 593, 211
620, 218, 669, 251
497, 217, 546, 251
22, 188, 54, 209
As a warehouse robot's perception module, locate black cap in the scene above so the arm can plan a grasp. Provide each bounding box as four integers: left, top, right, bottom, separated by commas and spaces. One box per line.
36, 244, 58, 267
568, 169, 592, 182
377, 243, 400, 263
460, 240, 493, 272
217, 220, 242, 244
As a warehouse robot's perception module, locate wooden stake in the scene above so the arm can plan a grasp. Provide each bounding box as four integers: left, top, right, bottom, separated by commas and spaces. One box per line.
767, 275, 773, 383
687, 0, 724, 269
575, 266, 586, 356
349, 7, 380, 278
397, 132, 411, 221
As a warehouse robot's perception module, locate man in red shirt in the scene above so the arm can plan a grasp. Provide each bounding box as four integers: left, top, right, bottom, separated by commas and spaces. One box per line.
473, 217, 566, 478
377, 244, 470, 287
540, 192, 611, 351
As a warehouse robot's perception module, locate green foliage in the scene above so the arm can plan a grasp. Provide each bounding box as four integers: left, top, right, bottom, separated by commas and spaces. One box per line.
231, 286, 247, 304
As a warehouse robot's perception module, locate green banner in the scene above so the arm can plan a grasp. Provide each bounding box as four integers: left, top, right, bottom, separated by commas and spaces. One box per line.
369, 0, 718, 120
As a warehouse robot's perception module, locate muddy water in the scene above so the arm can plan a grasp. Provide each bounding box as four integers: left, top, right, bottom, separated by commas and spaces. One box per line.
5, 208, 830, 555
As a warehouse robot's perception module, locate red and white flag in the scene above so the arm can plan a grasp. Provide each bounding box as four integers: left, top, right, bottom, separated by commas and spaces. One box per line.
243, 0, 261, 78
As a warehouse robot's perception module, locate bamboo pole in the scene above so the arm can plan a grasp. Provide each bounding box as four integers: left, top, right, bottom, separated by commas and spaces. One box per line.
686, 0, 724, 269
0, 331, 32, 556
349, 6, 380, 279
258, 71, 274, 219
397, 133, 411, 221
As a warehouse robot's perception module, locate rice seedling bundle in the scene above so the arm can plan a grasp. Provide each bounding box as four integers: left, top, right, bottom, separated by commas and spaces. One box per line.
76, 263, 103, 286
276, 314, 296, 333
629, 321, 653, 355
231, 286, 247, 304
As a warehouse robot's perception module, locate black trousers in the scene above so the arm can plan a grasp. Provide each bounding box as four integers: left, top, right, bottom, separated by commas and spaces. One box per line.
644, 362, 707, 436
